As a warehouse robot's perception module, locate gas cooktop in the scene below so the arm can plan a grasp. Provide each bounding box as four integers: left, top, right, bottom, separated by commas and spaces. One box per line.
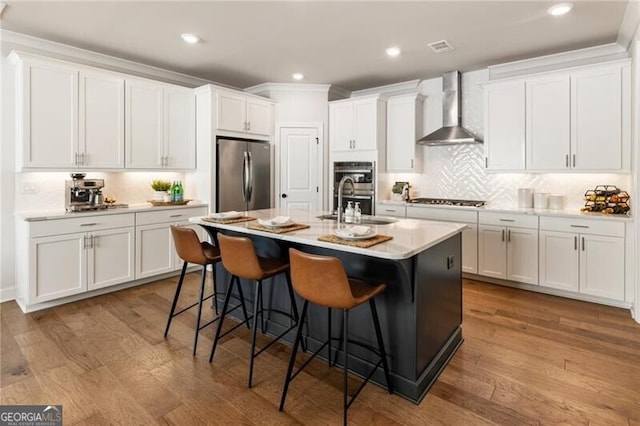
410, 198, 486, 207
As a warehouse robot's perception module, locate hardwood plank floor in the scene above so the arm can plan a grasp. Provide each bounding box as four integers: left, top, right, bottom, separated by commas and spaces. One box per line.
1, 275, 639, 425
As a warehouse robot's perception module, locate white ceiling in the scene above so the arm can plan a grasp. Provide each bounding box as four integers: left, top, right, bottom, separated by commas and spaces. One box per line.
0, 1, 632, 91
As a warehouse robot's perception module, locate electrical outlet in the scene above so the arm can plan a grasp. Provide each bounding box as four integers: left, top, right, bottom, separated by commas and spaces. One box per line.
447, 255, 455, 270
22, 182, 40, 194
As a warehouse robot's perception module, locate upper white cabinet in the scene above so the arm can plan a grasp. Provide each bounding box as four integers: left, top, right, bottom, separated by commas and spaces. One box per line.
386, 93, 423, 172
217, 90, 272, 136
330, 95, 386, 152
484, 60, 631, 173
484, 80, 525, 170
125, 79, 195, 169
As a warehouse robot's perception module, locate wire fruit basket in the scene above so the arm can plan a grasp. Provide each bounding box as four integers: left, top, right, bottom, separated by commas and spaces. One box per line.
582, 185, 630, 215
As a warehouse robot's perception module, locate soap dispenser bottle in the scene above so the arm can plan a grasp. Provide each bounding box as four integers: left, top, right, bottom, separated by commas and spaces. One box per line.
345, 201, 354, 223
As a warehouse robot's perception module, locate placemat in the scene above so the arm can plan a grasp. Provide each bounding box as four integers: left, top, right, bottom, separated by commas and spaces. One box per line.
247, 223, 310, 234
318, 234, 393, 248
201, 216, 257, 224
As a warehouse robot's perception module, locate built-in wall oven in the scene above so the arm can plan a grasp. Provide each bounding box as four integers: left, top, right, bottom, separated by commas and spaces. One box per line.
333, 161, 375, 215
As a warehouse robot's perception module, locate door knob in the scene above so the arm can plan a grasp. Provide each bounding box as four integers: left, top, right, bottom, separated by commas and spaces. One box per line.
281, 193, 288, 198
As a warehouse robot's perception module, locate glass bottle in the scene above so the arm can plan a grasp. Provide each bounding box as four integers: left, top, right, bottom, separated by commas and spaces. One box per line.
354, 202, 362, 223
176, 181, 184, 202
345, 201, 354, 223
170, 181, 177, 202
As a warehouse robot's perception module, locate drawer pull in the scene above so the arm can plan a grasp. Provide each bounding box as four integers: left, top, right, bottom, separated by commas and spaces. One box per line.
170, 214, 183, 218
499, 219, 515, 222
570, 225, 589, 229
384, 209, 395, 212
80, 223, 98, 227
574, 236, 577, 250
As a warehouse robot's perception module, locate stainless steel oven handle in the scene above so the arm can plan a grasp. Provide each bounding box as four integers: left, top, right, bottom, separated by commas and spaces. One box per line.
336, 195, 373, 200
334, 169, 373, 173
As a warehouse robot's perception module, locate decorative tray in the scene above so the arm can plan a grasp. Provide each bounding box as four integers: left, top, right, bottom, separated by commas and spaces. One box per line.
148, 199, 192, 206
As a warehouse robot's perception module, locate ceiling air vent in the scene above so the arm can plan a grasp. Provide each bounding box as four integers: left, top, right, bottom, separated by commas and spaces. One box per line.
428, 40, 455, 54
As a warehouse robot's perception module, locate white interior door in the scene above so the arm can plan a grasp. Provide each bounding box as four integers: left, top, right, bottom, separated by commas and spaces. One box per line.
279, 127, 320, 211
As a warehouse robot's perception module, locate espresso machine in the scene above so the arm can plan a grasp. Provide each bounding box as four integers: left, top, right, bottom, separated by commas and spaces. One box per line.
65, 173, 106, 212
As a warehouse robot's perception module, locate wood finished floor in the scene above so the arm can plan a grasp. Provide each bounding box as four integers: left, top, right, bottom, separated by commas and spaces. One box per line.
1, 275, 639, 425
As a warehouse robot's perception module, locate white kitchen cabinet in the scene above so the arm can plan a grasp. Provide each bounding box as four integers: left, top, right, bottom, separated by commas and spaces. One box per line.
571, 63, 625, 171
217, 90, 272, 136
386, 94, 423, 172
126, 79, 196, 169
406, 206, 478, 274
484, 80, 525, 170
478, 212, 538, 284
135, 207, 207, 279
526, 74, 570, 171
375, 204, 406, 218
330, 95, 385, 152
484, 60, 631, 173
79, 69, 125, 168
539, 217, 625, 300
11, 53, 79, 168
25, 214, 135, 304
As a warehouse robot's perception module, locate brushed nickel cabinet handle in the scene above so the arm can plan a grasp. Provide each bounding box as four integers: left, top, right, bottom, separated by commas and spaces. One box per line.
501, 229, 505, 242
565, 154, 569, 168
574, 236, 577, 250
582, 237, 585, 251
499, 218, 515, 222
572, 154, 576, 167
570, 224, 589, 229
170, 214, 182, 218
80, 223, 98, 227
507, 229, 511, 242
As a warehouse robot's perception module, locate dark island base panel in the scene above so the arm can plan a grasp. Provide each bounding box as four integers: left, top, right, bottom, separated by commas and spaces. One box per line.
204, 228, 463, 403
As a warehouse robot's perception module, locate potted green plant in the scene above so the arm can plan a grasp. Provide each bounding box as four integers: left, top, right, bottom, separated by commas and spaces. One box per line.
151, 179, 171, 201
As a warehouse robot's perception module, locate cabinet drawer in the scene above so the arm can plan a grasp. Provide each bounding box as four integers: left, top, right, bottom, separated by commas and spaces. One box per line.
136, 207, 207, 226
375, 204, 406, 218
479, 211, 538, 229
407, 206, 478, 223
30, 213, 135, 238
539, 216, 625, 237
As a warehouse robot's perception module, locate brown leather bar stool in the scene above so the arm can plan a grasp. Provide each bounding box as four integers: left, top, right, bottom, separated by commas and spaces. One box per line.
167, 226, 230, 355
280, 248, 392, 425
210, 233, 300, 388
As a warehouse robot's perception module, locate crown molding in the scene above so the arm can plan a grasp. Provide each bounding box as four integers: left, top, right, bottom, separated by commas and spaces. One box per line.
245, 82, 332, 94
350, 79, 421, 98
1, 29, 228, 88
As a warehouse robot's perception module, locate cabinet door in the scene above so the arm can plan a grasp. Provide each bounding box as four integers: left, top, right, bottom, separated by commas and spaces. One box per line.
22, 60, 78, 168
164, 86, 196, 169
353, 98, 378, 151
478, 225, 507, 279
526, 75, 570, 170
87, 227, 135, 290
217, 91, 246, 133
29, 233, 86, 303
125, 79, 163, 168
539, 230, 579, 292
329, 102, 353, 152
246, 98, 272, 136
506, 227, 538, 284
571, 65, 622, 170
79, 70, 125, 168
135, 223, 175, 279
484, 81, 525, 170
580, 234, 624, 300
387, 95, 421, 172
462, 223, 478, 274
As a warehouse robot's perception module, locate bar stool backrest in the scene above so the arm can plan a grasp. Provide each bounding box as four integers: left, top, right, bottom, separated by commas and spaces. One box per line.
170, 225, 207, 265
217, 233, 264, 280
289, 248, 355, 309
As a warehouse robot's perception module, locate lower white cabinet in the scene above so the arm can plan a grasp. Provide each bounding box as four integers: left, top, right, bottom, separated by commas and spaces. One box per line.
539, 217, 625, 300
26, 214, 135, 304
478, 212, 538, 285
406, 206, 478, 274
375, 203, 406, 218
135, 207, 207, 279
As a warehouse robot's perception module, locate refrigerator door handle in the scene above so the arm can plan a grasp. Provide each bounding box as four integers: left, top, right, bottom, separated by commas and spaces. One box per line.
247, 151, 253, 202
242, 151, 249, 202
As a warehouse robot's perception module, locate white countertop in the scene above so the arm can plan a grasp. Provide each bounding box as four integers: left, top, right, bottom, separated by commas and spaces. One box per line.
378, 200, 632, 222
190, 208, 465, 261
18, 203, 209, 221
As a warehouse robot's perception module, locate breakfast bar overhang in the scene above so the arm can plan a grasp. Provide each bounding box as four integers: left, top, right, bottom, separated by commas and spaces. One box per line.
191, 209, 465, 403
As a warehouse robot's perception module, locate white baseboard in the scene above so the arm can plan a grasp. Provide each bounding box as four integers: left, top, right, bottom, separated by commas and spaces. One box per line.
0, 286, 16, 303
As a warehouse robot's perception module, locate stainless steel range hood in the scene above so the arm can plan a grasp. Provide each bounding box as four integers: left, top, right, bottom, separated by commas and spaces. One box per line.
417, 71, 482, 145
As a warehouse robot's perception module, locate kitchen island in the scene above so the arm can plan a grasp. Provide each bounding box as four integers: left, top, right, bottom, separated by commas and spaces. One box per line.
190, 208, 465, 403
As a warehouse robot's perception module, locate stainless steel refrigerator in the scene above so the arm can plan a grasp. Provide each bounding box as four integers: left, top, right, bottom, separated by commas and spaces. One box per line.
216, 138, 271, 212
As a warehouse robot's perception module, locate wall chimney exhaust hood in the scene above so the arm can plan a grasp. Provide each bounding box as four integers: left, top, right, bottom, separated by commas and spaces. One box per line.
417, 70, 482, 146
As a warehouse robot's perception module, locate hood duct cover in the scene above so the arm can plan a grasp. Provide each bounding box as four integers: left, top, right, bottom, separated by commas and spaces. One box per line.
417, 70, 482, 145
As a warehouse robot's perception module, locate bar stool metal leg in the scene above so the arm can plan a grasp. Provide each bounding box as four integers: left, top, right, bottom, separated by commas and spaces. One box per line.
248, 279, 263, 388
210, 275, 236, 363
235, 278, 251, 330
342, 309, 349, 426
212, 263, 219, 315
370, 299, 392, 394
279, 300, 309, 412
327, 307, 332, 367
193, 265, 208, 355
164, 261, 188, 338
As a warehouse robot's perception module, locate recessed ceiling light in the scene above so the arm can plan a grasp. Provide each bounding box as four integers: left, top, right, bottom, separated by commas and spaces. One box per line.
385, 47, 401, 57
292, 73, 304, 81
547, 3, 573, 16
180, 33, 200, 44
